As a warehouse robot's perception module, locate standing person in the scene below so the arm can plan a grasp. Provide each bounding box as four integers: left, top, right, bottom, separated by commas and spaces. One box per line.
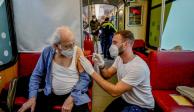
18, 26, 91, 112
100, 17, 116, 60
90, 15, 100, 52
90, 15, 100, 37
80, 30, 154, 112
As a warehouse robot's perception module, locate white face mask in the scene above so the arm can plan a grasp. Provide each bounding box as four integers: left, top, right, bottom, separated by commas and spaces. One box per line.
61, 49, 74, 57
109, 44, 119, 58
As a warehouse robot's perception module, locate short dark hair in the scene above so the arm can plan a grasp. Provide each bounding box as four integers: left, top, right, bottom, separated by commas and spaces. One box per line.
92, 15, 96, 18
105, 17, 109, 21
115, 30, 134, 43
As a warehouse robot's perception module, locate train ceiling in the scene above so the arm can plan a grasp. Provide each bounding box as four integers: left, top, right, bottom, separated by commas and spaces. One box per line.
82, 0, 125, 7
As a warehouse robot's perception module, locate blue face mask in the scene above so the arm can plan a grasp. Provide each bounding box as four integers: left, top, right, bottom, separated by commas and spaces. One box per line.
61, 49, 74, 57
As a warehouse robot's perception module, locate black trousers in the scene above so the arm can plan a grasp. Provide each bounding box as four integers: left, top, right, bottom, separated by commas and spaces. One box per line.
34, 91, 89, 112
104, 97, 149, 112
101, 37, 112, 58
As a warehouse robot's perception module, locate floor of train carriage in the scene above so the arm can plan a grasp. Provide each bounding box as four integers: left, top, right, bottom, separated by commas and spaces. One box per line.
92, 57, 118, 112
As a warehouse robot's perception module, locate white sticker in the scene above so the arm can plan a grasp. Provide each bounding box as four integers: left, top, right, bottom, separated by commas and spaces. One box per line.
0, 61, 3, 65
0, 0, 4, 7
1, 32, 6, 39
9, 41, 11, 46
4, 50, 8, 56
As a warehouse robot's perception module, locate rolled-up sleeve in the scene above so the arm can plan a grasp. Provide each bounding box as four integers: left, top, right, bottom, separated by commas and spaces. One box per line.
70, 71, 91, 105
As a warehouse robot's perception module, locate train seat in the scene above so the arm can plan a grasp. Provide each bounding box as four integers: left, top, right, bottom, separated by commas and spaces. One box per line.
134, 50, 149, 64
132, 39, 149, 63
133, 39, 145, 49
12, 53, 41, 110
149, 51, 194, 112
133, 39, 148, 55
10, 52, 93, 111
84, 34, 94, 54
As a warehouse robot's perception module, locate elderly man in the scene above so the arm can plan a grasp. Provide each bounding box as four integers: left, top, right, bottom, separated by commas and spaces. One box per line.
80, 30, 154, 112
18, 26, 91, 112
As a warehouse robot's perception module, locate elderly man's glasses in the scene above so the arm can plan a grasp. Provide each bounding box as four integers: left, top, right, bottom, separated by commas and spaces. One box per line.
58, 42, 75, 50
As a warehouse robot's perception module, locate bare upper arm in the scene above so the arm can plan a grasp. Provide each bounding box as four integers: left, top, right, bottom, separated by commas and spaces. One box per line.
76, 47, 84, 73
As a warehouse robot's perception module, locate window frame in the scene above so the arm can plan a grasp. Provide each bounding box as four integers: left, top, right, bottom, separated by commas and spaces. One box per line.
146, 0, 175, 50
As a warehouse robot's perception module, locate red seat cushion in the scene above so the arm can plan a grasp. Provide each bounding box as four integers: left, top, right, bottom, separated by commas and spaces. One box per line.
52, 105, 62, 110
149, 51, 194, 90
88, 87, 92, 111
14, 97, 28, 106
52, 88, 93, 111
18, 53, 41, 77
84, 36, 94, 54
133, 39, 145, 49
52, 103, 92, 111
153, 90, 194, 112
133, 50, 148, 64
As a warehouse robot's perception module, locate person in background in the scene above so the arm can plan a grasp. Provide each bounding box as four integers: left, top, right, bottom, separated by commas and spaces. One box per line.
18, 26, 91, 112
90, 15, 100, 38
80, 30, 154, 112
100, 17, 117, 60
90, 15, 100, 52
171, 45, 183, 51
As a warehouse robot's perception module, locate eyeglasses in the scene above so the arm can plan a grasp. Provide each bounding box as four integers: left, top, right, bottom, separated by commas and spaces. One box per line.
58, 42, 75, 50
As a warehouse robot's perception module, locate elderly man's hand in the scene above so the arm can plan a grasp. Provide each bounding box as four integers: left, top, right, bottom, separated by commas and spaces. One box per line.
92, 53, 105, 69
61, 96, 74, 112
17, 97, 36, 112
79, 56, 95, 75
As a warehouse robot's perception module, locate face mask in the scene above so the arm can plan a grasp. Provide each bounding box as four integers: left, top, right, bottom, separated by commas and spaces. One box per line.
61, 49, 74, 57
109, 44, 119, 58
109, 43, 125, 57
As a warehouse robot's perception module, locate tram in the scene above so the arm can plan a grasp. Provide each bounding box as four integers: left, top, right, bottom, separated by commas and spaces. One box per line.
0, 0, 194, 112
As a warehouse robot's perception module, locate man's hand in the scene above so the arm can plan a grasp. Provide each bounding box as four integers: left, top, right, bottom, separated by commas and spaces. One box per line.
92, 53, 105, 68
61, 96, 74, 112
17, 97, 36, 112
79, 56, 95, 75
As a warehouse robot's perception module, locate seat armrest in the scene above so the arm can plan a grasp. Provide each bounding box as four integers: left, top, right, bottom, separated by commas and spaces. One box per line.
7, 78, 18, 112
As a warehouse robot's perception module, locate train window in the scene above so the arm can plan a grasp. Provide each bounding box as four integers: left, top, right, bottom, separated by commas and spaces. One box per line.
161, 0, 194, 51
147, 0, 172, 49
0, 0, 13, 66
13, 0, 82, 51
151, 0, 162, 7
